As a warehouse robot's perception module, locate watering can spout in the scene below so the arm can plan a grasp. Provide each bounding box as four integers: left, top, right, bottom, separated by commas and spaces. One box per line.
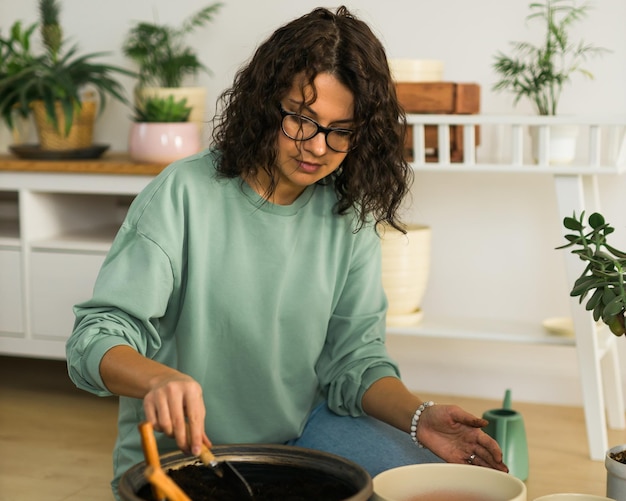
502, 389, 512, 410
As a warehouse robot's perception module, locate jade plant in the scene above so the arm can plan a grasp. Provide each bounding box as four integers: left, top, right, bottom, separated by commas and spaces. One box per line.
558, 211, 626, 336
133, 95, 192, 123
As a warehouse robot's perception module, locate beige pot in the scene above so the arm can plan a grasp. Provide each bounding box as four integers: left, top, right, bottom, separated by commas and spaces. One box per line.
31, 99, 97, 150
380, 224, 431, 326
136, 86, 207, 137
372, 463, 526, 501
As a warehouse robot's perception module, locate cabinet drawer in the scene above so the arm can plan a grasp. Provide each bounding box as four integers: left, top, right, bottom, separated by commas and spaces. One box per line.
30, 251, 106, 339
0, 248, 24, 334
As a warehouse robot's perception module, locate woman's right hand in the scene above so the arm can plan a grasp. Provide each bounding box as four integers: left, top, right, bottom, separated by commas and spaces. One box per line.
99, 345, 211, 456
143, 371, 211, 456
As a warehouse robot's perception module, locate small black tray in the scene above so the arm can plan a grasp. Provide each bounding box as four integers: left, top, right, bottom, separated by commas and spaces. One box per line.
9, 143, 110, 160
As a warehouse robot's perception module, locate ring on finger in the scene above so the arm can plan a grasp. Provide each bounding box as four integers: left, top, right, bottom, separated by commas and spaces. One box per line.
467, 453, 476, 464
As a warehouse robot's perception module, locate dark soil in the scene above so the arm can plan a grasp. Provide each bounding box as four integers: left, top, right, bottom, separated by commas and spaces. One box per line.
137, 462, 358, 501
610, 450, 626, 464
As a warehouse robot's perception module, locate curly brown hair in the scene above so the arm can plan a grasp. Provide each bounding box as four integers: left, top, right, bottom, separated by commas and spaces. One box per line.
211, 6, 412, 232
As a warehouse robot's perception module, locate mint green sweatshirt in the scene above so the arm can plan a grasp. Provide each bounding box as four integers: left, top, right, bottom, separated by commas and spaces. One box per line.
66, 150, 400, 490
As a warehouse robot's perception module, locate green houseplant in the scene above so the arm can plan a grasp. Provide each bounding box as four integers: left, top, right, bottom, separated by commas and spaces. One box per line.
133, 95, 192, 123
493, 0, 607, 116
122, 3, 222, 133
558, 211, 626, 336
0, 20, 38, 142
122, 3, 222, 88
0, 0, 133, 150
128, 94, 199, 164
559, 212, 626, 501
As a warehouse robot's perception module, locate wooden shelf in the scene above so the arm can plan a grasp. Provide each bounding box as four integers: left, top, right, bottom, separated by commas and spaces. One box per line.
0, 152, 168, 176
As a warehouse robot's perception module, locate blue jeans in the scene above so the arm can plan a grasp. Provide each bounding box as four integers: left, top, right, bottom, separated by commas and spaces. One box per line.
286, 403, 444, 477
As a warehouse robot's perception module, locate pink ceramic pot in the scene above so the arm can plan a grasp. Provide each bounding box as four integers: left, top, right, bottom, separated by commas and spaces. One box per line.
129, 122, 200, 163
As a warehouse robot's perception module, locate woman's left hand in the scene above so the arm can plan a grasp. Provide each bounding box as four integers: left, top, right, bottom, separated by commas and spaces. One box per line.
416, 404, 509, 472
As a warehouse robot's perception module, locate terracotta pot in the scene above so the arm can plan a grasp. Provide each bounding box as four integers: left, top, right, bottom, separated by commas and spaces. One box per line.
128, 122, 200, 163
118, 444, 373, 501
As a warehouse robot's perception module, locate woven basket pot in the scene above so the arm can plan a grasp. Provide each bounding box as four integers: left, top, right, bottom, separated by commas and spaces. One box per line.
31, 99, 97, 150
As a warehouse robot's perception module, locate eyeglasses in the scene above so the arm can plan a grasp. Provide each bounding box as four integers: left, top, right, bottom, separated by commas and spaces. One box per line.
279, 106, 354, 153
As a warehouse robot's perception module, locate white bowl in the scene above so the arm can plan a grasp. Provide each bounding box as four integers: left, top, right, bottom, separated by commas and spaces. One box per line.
373, 463, 526, 501
534, 495, 614, 501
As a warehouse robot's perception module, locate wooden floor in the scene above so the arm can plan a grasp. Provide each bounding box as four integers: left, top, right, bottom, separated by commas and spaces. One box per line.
1, 354, 624, 501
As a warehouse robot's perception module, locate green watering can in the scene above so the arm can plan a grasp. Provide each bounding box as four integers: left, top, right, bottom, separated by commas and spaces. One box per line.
482, 389, 529, 481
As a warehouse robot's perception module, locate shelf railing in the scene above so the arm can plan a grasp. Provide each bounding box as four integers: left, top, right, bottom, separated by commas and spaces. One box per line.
406, 114, 626, 174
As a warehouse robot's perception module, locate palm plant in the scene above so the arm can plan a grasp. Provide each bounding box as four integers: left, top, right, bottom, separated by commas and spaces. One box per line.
0, 21, 39, 123
493, 0, 608, 115
0, 0, 133, 136
558, 211, 626, 336
123, 3, 223, 88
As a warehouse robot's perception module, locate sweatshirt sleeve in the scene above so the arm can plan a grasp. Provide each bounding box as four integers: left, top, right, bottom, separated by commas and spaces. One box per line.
65, 225, 174, 396
316, 224, 401, 416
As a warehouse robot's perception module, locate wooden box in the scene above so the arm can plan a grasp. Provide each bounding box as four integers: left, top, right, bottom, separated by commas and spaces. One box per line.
395, 82, 481, 162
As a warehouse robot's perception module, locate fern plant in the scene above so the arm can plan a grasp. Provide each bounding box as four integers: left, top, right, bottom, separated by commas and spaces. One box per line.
123, 3, 223, 88
557, 211, 626, 336
493, 0, 608, 115
133, 95, 191, 123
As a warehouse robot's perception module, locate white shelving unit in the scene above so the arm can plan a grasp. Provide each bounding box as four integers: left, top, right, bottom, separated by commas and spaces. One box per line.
394, 113, 626, 461
0, 164, 158, 359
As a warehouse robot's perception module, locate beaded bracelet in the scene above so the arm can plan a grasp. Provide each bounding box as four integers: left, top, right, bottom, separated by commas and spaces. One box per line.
410, 400, 435, 447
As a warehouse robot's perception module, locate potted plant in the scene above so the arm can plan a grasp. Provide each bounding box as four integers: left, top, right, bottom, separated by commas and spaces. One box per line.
558, 211, 626, 500
128, 94, 200, 163
0, 0, 133, 152
122, 3, 223, 134
0, 20, 38, 144
492, 0, 608, 164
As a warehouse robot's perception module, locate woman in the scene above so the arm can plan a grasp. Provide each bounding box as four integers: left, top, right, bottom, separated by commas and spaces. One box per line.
66, 6, 507, 498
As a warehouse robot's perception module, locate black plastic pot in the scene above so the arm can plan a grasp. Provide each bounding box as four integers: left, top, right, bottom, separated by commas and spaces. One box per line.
119, 444, 373, 501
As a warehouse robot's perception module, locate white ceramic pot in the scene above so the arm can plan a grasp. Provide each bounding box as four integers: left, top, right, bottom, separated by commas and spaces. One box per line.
529, 125, 579, 165
372, 463, 527, 501
534, 494, 614, 501
380, 224, 431, 326
606, 445, 626, 501
128, 122, 200, 163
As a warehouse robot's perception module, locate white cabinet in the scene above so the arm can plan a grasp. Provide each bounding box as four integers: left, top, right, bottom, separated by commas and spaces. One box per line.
0, 190, 23, 335
0, 156, 163, 359
29, 250, 106, 339
0, 247, 23, 334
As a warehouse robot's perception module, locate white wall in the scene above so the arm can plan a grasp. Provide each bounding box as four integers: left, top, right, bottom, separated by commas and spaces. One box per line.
1, 0, 626, 406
